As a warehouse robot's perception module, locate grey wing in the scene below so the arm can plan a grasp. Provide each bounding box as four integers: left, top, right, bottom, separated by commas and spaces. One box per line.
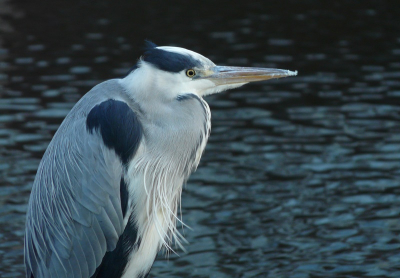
24, 98, 142, 278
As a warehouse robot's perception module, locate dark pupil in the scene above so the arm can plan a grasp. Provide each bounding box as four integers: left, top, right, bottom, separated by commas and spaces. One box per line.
188, 70, 194, 76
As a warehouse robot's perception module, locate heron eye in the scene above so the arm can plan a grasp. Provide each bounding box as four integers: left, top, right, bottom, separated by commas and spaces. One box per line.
186, 69, 196, 78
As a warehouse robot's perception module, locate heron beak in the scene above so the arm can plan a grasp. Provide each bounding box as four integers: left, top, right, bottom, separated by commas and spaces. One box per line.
203, 66, 297, 85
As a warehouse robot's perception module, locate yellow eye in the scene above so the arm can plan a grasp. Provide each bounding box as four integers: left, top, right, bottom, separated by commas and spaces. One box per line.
186, 69, 196, 78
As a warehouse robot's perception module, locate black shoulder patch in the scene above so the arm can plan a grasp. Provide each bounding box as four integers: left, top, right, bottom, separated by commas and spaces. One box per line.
142, 47, 201, 73
86, 99, 142, 165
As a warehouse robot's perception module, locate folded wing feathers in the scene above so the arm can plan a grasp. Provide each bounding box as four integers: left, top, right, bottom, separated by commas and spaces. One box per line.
25, 116, 127, 278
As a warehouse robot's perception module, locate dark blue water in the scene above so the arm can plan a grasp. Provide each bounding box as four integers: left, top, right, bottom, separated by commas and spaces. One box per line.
1, 0, 400, 277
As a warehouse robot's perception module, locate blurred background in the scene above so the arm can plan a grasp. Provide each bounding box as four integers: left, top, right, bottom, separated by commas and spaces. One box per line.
1, 0, 400, 277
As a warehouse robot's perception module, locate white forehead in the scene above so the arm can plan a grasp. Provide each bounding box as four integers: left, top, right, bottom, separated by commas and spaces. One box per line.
156, 46, 215, 67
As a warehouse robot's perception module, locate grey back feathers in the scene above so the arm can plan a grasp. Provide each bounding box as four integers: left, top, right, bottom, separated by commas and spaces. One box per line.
25, 81, 138, 278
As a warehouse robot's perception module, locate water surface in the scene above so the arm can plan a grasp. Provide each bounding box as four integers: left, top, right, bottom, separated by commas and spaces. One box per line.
1, 1, 400, 277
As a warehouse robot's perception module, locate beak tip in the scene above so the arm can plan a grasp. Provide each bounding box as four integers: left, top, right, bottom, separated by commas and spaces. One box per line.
288, 70, 298, 76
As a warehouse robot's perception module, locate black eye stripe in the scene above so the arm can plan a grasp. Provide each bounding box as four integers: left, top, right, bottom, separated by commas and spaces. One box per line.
143, 47, 201, 73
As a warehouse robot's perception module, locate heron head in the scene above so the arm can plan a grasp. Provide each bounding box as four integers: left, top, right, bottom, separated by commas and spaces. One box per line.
123, 42, 297, 100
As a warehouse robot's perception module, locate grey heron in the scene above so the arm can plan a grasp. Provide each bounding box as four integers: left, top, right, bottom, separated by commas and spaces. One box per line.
24, 41, 297, 278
